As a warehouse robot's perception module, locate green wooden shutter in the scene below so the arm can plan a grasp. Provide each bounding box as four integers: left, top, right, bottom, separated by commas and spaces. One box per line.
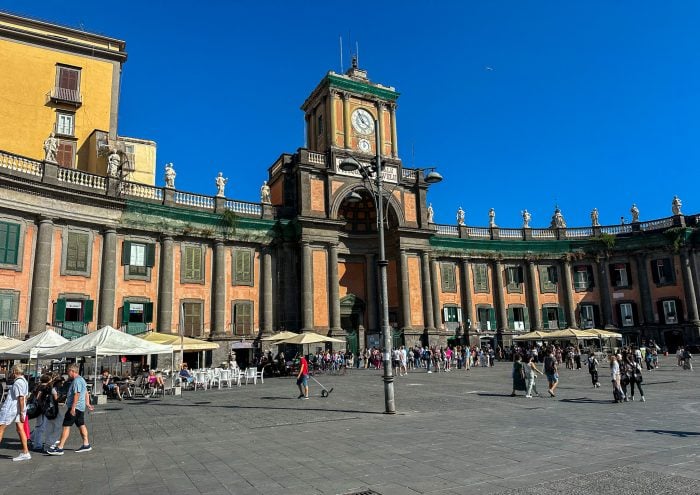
626, 263, 632, 287
557, 306, 566, 329
541, 308, 548, 329
144, 302, 153, 323
82, 300, 93, 323
507, 308, 514, 330
146, 244, 156, 267
0, 294, 13, 321
122, 302, 130, 325
523, 307, 530, 330
592, 305, 601, 328
55, 299, 66, 322
488, 307, 496, 331
665, 258, 675, 283
122, 241, 131, 265
0, 222, 20, 265
587, 265, 595, 288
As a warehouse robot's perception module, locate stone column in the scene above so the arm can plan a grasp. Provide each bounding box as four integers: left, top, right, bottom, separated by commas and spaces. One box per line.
328, 90, 337, 148
210, 240, 226, 337
329, 244, 341, 333
156, 234, 173, 333
342, 93, 351, 149
399, 250, 411, 330
365, 253, 377, 332
690, 249, 700, 313
526, 260, 542, 330
561, 260, 577, 328
635, 253, 654, 325
389, 104, 399, 158
98, 228, 117, 330
492, 260, 507, 331
431, 258, 442, 331
28, 217, 54, 336
420, 251, 435, 331
459, 258, 474, 329
301, 241, 314, 331
597, 259, 615, 328
262, 247, 273, 336
681, 248, 700, 323
376, 102, 385, 156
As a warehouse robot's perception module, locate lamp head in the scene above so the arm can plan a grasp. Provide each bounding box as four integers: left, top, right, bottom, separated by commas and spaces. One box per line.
339, 157, 360, 172
346, 191, 362, 204
424, 170, 443, 184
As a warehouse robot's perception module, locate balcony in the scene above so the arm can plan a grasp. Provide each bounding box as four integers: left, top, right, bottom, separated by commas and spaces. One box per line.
0, 321, 20, 339
48, 87, 82, 107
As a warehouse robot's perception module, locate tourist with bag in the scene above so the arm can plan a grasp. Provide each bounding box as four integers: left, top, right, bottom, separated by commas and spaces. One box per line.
0, 365, 32, 461
627, 356, 645, 402
510, 354, 527, 397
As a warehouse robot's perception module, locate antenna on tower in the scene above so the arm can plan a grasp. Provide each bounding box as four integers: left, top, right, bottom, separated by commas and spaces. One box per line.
411, 144, 416, 167
339, 36, 343, 72
356, 41, 360, 67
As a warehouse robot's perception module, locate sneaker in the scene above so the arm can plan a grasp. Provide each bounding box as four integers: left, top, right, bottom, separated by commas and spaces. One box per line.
427, 371, 432, 374
631, 397, 635, 401
12, 452, 31, 462
46, 446, 64, 456
75, 444, 92, 453
641, 396, 646, 402
525, 395, 532, 398
302, 397, 309, 400
297, 394, 304, 399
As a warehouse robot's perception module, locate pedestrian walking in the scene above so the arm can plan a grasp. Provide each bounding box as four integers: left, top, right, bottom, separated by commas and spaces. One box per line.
683, 348, 693, 371
510, 354, 527, 397
296, 355, 309, 399
610, 354, 625, 403
626, 355, 646, 402
0, 365, 31, 461
543, 348, 559, 397
47, 364, 94, 455
588, 353, 600, 387
30, 374, 57, 452
524, 356, 543, 398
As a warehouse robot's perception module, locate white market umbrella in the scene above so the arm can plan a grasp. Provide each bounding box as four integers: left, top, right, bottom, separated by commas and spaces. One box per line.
0, 329, 68, 359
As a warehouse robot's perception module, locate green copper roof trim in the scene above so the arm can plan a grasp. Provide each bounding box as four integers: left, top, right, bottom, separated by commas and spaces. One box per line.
123, 200, 278, 232
327, 74, 399, 101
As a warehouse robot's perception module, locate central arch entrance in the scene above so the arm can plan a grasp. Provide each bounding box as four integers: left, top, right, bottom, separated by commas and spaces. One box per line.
340, 294, 365, 356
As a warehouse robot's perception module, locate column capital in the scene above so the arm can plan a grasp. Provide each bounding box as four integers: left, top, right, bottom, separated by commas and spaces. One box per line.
159, 233, 173, 241
102, 227, 118, 235
35, 215, 54, 225
341, 92, 351, 101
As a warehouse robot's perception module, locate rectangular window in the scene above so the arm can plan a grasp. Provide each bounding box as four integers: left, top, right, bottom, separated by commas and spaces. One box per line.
0, 291, 18, 321
477, 307, 492, 331
56, 140, 76, 168
122, 241, 155, 277
55, 65, 81, 103
233, 249, 253, 285
233, 301, 253, 335
651, 258, 675, 286
56, 112, 75, 136
510, 307, 526, 331
573, 265, 595, 291
130, 243, 145, 267
663, 300, 677, 324
506, 266, 523, 292
440, 263, 457, 292
182, 302, 203, 337
542, 306, 564, 330
610, 263, 631, 288
0, 221, 20, 265
182, 245, 203, 282
65, 232, 89, 272
473, 264, 489, 292
620, 303, 634, 327
443, 306, 460, 323
580, 304, 595, 329
539, 265, 558, 293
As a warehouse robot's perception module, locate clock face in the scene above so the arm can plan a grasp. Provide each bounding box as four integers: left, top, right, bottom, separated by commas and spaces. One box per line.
351, 108, 374, 135
358, 139, 371, 152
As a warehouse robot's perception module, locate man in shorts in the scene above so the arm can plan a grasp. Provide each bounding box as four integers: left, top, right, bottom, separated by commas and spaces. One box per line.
296, 355, 309, 399
47, 364, 94, 455
543, 348, 559, 397
0, 365, 31, 461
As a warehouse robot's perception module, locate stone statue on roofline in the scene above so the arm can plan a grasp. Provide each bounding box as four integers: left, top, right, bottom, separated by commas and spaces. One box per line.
521, 210, 531, 228
427, 203, 434, 223
107, 149, 121, 178
591, 208, 600, 227
43, 132, 58, 163
630, 203, 639, 223
164, 163, 176, 189
550, 206, 566, 229
215, 172, 228, 197
260, 180, 271, 204
456, 206, 465, 226
672, 196, 682, 215
488, 208, 497, 228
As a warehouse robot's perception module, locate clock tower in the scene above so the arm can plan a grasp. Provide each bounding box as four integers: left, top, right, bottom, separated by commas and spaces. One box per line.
301, 57, 400, 160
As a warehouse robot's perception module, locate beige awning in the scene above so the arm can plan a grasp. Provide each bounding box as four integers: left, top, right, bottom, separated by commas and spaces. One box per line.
277, 331, 345, 345
261, 331, 299, 342
139, 332, 219, 351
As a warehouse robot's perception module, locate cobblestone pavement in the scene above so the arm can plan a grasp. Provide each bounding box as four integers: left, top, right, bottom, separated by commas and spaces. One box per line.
1, 356, 699, 495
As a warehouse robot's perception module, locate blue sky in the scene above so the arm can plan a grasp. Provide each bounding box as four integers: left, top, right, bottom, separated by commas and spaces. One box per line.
6, 1, 699, 227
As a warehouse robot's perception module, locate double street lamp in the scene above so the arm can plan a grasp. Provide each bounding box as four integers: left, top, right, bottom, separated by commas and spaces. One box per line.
339, 119, 442, 414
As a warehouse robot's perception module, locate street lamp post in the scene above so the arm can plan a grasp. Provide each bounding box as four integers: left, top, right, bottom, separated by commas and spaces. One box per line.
340, 119, 442, 414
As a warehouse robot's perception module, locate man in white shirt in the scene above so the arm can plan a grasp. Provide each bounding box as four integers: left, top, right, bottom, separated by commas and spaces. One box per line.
0, 365, 31, 461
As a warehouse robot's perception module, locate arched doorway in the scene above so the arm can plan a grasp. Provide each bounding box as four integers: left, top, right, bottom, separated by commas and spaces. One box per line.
340, 294, 364, 356
664, 329, 685, 353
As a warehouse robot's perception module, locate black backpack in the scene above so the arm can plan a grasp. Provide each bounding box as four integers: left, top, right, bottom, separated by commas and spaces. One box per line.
41, 387, 59, 420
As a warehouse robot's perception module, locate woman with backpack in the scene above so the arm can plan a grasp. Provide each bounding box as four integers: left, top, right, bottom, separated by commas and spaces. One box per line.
610, 354, 625, 403
625, 354, 646, 402
588, 353, 600, 388
31, 374, 60, 452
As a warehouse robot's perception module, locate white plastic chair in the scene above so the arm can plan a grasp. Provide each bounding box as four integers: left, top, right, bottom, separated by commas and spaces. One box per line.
219, 369, 231, 388
210, 369, 221, 389
194, 371, 208, 390
244, 367, 257, 385
255, 368, 264, 384
231, 367, 243, 387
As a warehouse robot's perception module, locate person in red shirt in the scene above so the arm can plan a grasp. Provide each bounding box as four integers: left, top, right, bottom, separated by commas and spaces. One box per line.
296, 355, 309, 399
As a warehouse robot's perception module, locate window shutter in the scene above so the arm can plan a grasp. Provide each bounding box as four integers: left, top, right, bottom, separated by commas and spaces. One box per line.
650, 259, 660, 284
626, 263, 632, 287
631, 302, 639, 326
538, 265, 546, 289
144, 302, 154, 323
664, 258, 674, 283
615, 303, 623, 327
587, 266, 595, 288
541, 308, 549, 329
457, 308, 462, 323
592, 305, 601, 328
507, 308, 514, 330
488, 307, 496, 331
193, 247, 202, 280
443, 307, 448, 322
122, 302, 130, 325
146, 244, 156, 267
656, 300, 664, 323
523, 307, 530, 330
66, 233, 78, 270
55, 299, 66, 322
122, 241, 131, 265
557, 306, 566, 329
82, 300, 93, 323
0, 222, 20, 265
676, 299, 684, 323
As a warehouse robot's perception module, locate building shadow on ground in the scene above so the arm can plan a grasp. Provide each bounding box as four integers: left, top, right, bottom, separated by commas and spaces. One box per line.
559, 397, 614, 404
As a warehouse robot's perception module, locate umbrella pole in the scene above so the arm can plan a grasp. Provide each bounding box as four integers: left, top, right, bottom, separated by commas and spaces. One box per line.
94, 350, 99, 396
